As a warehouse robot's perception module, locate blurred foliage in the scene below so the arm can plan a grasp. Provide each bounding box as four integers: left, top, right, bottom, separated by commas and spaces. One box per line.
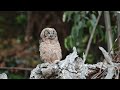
0, 70, 28, 79
8, 73, 26, 79
0, 11, 39, 79
0, 13, 24, 38
0, 11, 118, 78
63, 11, 118, 63
16, 14, 27, 25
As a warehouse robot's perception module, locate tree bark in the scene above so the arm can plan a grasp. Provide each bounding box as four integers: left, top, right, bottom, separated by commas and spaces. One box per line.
104, 11, 113, 54
117, 11, 120, 49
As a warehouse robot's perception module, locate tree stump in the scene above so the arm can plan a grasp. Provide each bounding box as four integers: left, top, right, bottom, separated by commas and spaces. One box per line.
30, 47, 120, 79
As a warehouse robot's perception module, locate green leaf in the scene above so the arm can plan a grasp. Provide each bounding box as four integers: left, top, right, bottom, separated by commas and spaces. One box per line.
85, 11, 89, 14
89, 26, 93, 34
91, 14, 96, 24
90, 20, 94, 27
86, 20, 91, 27
64, 37, 70, 50
71, 26, 79, 38
69, 36, 74, 48
16, 14, 27, 25
82, 35, 88, 43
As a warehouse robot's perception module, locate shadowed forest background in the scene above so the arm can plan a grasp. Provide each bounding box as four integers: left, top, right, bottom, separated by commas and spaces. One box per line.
0, 11, 119, 79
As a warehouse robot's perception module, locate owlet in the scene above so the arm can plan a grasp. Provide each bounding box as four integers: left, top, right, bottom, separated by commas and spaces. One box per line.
39, 28, 62, 63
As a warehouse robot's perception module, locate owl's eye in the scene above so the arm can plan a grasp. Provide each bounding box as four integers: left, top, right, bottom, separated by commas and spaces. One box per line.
47, 30, 50, 34
53, 30, 56, 34
53, 31, 55, 34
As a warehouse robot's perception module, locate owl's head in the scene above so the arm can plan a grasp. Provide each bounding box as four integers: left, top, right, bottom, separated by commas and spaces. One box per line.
40, 28, 58, 41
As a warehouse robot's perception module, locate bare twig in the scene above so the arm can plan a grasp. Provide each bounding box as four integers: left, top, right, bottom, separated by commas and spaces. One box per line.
0, 67, 33, 71
85, 11, 102, 58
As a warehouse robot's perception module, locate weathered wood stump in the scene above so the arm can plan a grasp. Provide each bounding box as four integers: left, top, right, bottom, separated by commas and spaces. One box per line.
0, 73, 8, 79
30, 47, 120, 79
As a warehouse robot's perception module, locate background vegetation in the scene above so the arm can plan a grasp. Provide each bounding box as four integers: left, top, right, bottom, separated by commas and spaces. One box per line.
0, 11, 119, 79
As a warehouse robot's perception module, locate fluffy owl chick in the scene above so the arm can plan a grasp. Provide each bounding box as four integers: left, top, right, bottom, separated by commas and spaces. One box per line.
39, 28, 62, 63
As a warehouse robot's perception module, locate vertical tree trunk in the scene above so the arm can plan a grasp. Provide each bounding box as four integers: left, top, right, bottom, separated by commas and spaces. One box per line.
117, 11, 120, 49
104, 11, 113, 54
25, 11, 33, 42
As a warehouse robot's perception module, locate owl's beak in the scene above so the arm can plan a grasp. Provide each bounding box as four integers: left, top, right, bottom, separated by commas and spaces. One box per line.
50, 35, 53, 38
49, 35, 54, 39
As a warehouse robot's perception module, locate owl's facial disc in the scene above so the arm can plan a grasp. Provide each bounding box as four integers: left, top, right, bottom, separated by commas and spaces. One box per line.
43, 29, 57, 40
49, 30, 57, 40
48, 34, 55, 40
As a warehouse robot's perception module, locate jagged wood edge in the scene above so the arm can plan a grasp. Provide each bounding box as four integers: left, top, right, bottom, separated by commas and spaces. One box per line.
29, 47, 120, 79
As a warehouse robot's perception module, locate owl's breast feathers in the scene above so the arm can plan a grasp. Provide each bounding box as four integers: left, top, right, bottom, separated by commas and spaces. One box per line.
39, 40, 62, 63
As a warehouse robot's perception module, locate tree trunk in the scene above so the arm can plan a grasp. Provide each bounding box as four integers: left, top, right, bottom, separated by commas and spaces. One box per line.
117, 11, 120, 49
104, 11, 113, 54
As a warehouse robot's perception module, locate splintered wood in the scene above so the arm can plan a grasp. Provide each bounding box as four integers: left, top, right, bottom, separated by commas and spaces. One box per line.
30, 47, 120, 79
0, 73, 8, 79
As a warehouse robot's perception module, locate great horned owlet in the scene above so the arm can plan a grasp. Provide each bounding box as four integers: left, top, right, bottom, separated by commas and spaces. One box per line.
39, 28, 62, 63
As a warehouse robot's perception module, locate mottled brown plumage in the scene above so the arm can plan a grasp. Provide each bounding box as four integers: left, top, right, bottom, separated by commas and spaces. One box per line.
39, 28, 62, 63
